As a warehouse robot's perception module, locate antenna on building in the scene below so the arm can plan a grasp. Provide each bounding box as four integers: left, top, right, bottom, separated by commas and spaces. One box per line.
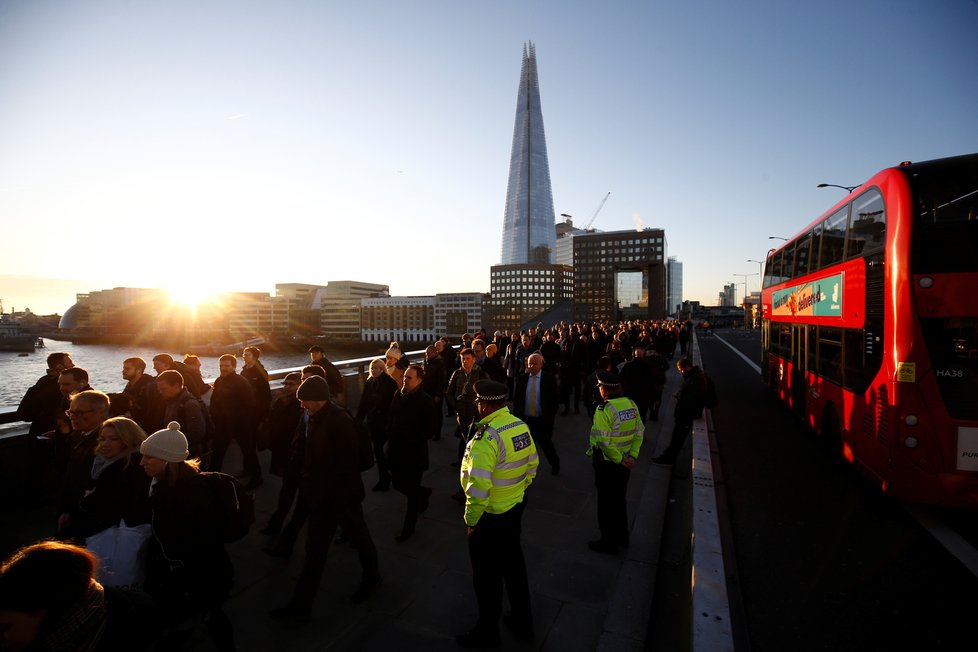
584, 192, 611, 230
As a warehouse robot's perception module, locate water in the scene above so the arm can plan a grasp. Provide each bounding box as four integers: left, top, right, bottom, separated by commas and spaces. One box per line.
0, 339, 367, 406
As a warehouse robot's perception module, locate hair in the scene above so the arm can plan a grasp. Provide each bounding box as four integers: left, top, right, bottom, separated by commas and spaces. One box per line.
46, 351, 71, 369
219, 353, 237, 367
152, 353, 174, 366
157, 458, 202, 488
406, 363, 425, 380
243, 346, 261, 359
182, 354, 201, 367
677, 357, 694, 371
60, 367, 89, 384
123, 357, 147, 373
71, 390, 111, 419
157, 369, 184, 388
369, 357, 386, 377
99, 417, 147, 467
301, 364, 327, 378
597, 355, 612, 371
472, 339, 486, 351
308, 345, 325, 354
485, 343, 498, 357
0, 541, 98, 617
459, 347, 474, 358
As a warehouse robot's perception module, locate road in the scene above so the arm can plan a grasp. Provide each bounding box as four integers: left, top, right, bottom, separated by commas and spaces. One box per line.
697, 328, 978, 651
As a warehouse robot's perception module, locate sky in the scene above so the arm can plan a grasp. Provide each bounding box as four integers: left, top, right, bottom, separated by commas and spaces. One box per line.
1, 0, 976, 316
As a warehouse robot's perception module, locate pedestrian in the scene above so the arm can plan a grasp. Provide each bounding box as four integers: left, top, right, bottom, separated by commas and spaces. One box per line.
456, 379, 537, 648
121, 357, 162, 433
385, 341, 409, 386
0, 541, 159, 652
309, 345, 347, 407
356, 358, 398, 492
386, 364, 438, 542
139, 422, 236, 651
67, 416, 151, 538
268, 376, 381, 624
421, 344, 447, 437
587, 372, 644, 554
512, 353, 561, 475
58, 390, 110, 539
157, 370, 208, 460
241, 346, 272, 427
16, 351, 74, 501
446, 347, 484, 468
209, 354, 261, 489
620, 347, 653, 423
264, 371, 303, 478
653, 357, 707, 465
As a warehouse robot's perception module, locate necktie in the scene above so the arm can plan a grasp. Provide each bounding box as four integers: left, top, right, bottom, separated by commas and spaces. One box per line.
528, 375, 538, 417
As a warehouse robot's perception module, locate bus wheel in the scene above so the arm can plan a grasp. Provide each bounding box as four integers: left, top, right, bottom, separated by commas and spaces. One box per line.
821, 404, 843, 460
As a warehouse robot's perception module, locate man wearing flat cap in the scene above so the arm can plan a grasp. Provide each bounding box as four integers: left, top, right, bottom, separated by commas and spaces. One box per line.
269, 375, 381, 623
457, 379, 538, 648
587, 371, 644, 554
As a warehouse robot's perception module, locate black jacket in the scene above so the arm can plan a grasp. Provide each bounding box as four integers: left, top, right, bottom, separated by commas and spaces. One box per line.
17, 371, 62, 437
299, 404, 365, 509
210, 372, 254, 437
513, 370, 559, 421
73, 452, 151, 537
386, 388, 438, 473
356, 373, 398, 437
675, 366, 707, 421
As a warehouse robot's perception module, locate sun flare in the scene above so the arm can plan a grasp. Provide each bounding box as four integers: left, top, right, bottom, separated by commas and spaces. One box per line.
165, 284, 217, 310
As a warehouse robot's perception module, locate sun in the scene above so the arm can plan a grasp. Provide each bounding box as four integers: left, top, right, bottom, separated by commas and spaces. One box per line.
165, 283, 217, 311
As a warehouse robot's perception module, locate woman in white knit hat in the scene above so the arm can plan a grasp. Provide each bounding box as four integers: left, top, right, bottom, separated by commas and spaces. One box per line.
140, 422, 236, 651
385, 341, 409, 386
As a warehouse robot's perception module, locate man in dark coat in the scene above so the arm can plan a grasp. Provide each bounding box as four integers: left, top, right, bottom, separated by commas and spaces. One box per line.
269, 376, 381, 623
122, 357, 162, 433
653, 357, 707, 465
209, 354, 260, 488
620, 347, 654, 423
17, 351, 74, 499
386, 364, 439, 542
513, 353, 561, 475
422, 345, 447, 437
57, 390, 110, 538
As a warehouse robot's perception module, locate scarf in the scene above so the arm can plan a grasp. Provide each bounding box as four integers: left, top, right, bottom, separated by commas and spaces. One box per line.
90, 453, 125, 481
36, 580, 108, 652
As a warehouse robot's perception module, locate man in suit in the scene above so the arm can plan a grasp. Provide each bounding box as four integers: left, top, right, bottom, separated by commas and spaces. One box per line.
513, 353, 560, 475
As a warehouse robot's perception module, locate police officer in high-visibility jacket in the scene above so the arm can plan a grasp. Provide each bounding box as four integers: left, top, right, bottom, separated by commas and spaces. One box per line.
457, 379, 539, 648
587, 371, 644, 554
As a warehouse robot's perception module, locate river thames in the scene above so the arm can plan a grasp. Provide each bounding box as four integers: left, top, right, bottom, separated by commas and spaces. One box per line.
0, 339, 379, 406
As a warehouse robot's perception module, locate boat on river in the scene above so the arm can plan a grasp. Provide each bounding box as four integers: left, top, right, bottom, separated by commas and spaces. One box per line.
0, 313, 37, 353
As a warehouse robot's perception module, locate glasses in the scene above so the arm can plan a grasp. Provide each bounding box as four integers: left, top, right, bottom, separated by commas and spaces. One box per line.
66, 409, 95, 417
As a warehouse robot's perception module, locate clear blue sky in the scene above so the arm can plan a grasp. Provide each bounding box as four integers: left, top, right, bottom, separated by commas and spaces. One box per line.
2, 0, 976, 315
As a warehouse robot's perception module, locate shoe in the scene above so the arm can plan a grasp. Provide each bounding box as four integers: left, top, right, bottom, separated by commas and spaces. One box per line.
588, 539, 619, 555
351, 574, 382, 603
502, 614, 534, 642
259, 522, 281, 536
268, 604, 310, 624
418, 487, 432, 514
371, 481, 390, 492
395, 529, 414, 543
263, 546, 292, 559
455, 628, 501, 648
244, 476, 264, 491
651, 456, 673, 465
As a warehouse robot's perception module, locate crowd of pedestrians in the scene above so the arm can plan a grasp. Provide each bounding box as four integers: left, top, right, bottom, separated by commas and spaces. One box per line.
4, 318, 709, 650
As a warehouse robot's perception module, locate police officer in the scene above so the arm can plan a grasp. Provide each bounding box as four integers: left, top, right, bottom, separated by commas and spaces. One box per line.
457, 380, 538, 648
588, 371, 644, 554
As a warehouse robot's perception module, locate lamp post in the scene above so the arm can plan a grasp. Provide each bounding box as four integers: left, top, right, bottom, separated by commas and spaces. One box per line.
747, 259, 764, 284
734, 273, 758, 329
817, 183, 858, 193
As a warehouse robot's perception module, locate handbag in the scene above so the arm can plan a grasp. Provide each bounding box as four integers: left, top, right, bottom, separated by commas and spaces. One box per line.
85, 520, 153, 591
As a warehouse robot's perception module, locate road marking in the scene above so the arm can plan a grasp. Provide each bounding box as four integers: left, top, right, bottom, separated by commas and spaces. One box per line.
714, 334, 761, 375
906, 506, 978, 580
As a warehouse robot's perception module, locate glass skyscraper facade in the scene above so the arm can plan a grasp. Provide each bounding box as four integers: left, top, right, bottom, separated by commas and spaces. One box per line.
500, 43, 557, 265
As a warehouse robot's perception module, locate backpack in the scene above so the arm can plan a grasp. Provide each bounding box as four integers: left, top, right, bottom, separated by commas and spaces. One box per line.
703, 373, 719, 409
199, 472, 255, 543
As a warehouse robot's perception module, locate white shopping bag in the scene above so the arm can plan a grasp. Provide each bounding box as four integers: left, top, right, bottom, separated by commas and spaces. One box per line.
85, 520, 153, 591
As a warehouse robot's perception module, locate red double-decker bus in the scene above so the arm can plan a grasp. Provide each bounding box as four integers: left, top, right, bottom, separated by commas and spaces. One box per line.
760, 154, 978, 508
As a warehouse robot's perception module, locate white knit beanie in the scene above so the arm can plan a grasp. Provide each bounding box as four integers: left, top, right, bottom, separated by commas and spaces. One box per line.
386, 342, 402, 360
140, 421, 189, 462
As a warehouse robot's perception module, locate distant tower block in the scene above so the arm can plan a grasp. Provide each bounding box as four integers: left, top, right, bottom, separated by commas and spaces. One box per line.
500, 42, 557, 265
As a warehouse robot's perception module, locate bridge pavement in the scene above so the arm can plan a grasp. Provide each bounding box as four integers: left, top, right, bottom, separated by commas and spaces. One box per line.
2, 368, 683, 651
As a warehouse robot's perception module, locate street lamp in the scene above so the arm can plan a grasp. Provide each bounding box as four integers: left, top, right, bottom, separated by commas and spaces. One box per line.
747, 259, 765, 284
734, 272, 758, 297
817, 183, 858, 193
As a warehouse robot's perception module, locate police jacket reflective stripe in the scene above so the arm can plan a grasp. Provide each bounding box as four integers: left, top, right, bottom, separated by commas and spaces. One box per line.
460, 407, 538, 526
589, 396, 644, 463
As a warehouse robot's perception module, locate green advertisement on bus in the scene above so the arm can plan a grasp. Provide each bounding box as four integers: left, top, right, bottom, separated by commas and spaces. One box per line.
771, 272, 843, 318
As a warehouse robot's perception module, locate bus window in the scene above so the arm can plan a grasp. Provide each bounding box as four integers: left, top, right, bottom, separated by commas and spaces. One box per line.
782, 241, 797, 279
818, 207, 849, 269
795, 231, 813, 277
847, 189, 886, 259
817, 326, 843, 385
768, 251, 783, 286
920, 317, 978, 420
910, 157, 978, 273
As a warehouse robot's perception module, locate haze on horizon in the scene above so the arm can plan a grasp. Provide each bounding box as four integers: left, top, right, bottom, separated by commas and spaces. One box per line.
1, 0, 976, 317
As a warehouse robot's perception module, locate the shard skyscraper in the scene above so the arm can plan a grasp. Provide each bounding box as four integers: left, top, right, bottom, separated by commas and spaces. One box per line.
500, 42, 557, 265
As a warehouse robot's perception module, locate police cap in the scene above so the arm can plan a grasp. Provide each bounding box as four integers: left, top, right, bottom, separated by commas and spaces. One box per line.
474, 379, 508, 403
597, 371, 622, 387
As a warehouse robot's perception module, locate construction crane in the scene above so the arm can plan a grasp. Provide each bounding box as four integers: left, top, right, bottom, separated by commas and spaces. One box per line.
583, 191, 611, 230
